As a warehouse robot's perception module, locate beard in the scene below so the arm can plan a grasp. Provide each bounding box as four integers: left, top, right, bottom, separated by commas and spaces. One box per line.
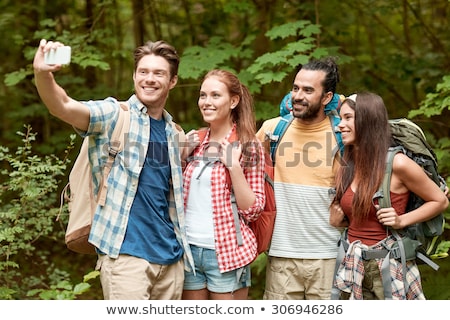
291, 99, 322, 121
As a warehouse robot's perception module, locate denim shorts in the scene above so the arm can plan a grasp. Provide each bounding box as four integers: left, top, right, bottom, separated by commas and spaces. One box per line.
183, 245, 251, 293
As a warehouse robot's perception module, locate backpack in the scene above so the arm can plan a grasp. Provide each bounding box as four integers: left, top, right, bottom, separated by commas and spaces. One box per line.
58, 103, 130, 254
189, 128, 276, 256
376, 118, 447, 268
268, 92, 345, 162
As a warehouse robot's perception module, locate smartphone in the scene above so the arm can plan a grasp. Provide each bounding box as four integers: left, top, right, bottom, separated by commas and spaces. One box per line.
44, 46, 71, 65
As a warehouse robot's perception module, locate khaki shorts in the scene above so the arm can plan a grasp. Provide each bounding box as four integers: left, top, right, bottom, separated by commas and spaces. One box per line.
96, 254, 184, 300
263, 257, 336, 300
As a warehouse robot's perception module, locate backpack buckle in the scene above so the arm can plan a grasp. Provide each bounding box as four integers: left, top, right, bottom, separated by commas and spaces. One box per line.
389, 245, 402, 260
265, 131, 279, 142
108, 148, 118, 158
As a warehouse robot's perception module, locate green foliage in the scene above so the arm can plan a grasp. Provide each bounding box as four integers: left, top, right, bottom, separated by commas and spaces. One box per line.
420, 258, 450, 299
32, 20, 116, 71
249, 254, 268, 300
179, 36, 240, 80
178, 20, 346, 125
265, 21, 321, 39
0, 126, 73, 299
3, 68, 28, 87
222, 0, 254, 13
247, 21, 323, 86
4, 20, 112, 88
409, 75, 450, 118
406, 75, 450, 260
27, 270, 99, 300
432, 241, 450, 259
179, 20, 340, 88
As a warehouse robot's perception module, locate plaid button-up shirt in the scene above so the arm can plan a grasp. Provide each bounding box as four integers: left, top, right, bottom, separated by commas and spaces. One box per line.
80, 94, 193, 271
333, 235, 425, 300
183, 127, 265, 272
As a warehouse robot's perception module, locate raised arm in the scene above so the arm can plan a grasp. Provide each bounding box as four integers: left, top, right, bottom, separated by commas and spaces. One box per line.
33, 39, 90, 131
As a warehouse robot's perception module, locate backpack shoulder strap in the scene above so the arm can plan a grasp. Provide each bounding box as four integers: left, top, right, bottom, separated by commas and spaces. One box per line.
197, 127, 208, 142
279, 92, 292, 116
97, 103, 130, 206
327, 112, 344, 159
267, 113, 293, 163
325, 93, 345, 158
374, 146, 411, 297
113, 103, 131, 148
375, 146, 403, 208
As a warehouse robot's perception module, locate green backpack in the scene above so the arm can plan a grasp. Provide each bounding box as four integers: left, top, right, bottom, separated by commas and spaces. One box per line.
375, 118, 447, 269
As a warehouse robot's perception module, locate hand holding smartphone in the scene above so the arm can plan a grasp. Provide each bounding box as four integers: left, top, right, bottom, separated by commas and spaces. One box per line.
44, 46, 71, 65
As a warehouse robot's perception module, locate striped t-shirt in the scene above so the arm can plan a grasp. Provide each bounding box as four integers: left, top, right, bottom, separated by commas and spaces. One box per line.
256, 116, 341, 259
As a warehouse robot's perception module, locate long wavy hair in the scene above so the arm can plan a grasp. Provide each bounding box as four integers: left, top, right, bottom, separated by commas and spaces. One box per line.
334, 92, 391, 222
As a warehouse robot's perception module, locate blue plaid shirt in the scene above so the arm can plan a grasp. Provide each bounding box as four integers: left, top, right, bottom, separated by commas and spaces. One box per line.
79, 94, 193, 271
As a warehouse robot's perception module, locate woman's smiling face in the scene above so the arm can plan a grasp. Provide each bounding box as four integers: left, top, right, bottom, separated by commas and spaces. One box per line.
338, 102, 356, 145
198, 76, 238, 125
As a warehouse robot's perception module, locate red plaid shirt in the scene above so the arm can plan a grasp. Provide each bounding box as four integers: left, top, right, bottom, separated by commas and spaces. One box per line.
183, 127, 265, 272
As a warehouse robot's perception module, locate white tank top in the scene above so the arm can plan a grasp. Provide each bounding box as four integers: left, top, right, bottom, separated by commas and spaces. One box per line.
185, 160, 215, 249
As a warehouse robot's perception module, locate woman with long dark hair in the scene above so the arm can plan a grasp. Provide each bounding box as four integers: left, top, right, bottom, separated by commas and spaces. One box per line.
330, 92, 448, 299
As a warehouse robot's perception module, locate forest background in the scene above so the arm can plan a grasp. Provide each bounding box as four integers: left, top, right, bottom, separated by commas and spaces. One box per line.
0, 0, 449, 300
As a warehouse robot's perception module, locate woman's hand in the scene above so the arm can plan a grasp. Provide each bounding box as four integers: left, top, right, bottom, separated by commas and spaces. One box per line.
376, 206, 404, 229
329, 203, 348, 228
182, 129, 201, 160
219, 138, 241, 169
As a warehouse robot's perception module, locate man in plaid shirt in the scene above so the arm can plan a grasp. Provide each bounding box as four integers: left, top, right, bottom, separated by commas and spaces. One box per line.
33, 38, 194, 300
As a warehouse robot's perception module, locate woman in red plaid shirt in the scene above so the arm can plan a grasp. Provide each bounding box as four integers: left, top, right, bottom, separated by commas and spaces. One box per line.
182, 69, 265, 300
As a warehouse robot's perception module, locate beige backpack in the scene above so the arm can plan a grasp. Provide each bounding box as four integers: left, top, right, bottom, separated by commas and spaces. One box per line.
58, 103, 130, 254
